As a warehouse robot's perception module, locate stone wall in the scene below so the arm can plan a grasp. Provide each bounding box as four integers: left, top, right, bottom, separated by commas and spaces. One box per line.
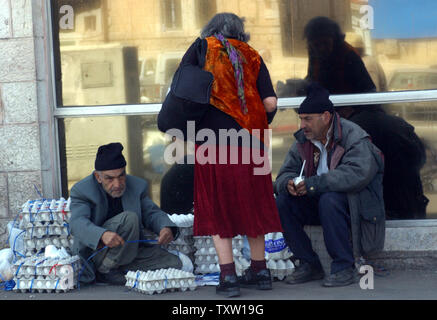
0, 0, 56, 247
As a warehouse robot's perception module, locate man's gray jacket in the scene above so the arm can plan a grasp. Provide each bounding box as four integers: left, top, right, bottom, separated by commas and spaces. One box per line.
275, 113, 386, 258
69, 173, 178, 283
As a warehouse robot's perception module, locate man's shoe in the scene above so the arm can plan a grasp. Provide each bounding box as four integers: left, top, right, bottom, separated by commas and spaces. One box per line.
285, 261, 324, 285
238, 268, 272, 290
322, 267, 358, 287
96, 269, 127, 286
216, 274, 241, 298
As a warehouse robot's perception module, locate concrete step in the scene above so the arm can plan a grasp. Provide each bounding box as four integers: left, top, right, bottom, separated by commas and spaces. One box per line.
304, 220, 437, 274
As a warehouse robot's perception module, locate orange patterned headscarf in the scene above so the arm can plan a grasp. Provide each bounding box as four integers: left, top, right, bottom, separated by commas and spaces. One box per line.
204, 36, 268, 142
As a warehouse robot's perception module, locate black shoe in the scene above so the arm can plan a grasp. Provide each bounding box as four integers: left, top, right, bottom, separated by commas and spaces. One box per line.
239, 268, 272, 290
96, 269, 127, 286
285, 261, 325, 285
216, 274, 241, 298
322, 267, 358, 287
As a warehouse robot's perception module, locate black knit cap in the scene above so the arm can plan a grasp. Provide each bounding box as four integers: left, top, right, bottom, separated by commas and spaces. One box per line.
298, 82, 334, 114
94, 142, 127, 171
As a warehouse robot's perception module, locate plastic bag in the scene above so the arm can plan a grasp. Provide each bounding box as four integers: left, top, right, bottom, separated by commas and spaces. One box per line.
7, 221, 25, 257
264, 232, 292, 260
0, 249, 14, 282
167, 249, 194, 273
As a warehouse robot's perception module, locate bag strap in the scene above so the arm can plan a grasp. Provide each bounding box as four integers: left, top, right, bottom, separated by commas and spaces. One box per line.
196, 37, 207, 69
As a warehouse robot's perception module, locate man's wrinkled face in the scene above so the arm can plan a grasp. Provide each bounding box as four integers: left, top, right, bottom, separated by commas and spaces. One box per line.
94, 167, 126, 198
299, 112, 331, 141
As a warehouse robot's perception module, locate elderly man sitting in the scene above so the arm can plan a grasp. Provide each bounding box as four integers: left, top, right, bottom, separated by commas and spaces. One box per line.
70, 142, 182, 285
275, 83, 385, 287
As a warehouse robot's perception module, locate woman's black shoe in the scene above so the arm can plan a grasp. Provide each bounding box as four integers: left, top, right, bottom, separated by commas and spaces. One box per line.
239, 268, 273, 290
216, 274, 241, 298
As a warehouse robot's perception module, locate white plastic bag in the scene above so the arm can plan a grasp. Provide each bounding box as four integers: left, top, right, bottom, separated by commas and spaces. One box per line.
7, 221, 25, 256
0, 248, 14, 282
168, 249, 194, 273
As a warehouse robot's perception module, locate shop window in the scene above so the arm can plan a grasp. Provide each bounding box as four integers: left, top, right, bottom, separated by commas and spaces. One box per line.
51, 0, 437, 220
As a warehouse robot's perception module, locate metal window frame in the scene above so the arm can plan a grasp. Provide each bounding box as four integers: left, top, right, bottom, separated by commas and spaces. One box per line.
46, 0, 437, 226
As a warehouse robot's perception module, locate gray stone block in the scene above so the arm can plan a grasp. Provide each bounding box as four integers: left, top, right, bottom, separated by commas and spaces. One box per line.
0, 173, 8, 219
0, 218, 9, 249
0, 38, 35, 82
7, 171, 42, 216
384, 226, 437, 251
11, 0, 33, 38
0, 0, 11, 39
2, 81, 38, 123
31, 0, 45, 38
0, 125, 41, 171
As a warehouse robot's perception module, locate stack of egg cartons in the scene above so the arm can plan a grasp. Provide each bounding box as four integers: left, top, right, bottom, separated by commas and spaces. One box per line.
125, 268, 197, 295
193, 236, 250, 276
265, 232, 295, 280
12, 255, 81, 293
165, 214, 195, 261
19, 198, 73, 257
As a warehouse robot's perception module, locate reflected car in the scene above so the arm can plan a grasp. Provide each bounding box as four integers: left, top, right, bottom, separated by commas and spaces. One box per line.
388, 68, 437, 91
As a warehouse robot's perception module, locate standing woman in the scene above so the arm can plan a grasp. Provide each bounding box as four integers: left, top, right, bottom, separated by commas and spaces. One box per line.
181, 13, 283, 297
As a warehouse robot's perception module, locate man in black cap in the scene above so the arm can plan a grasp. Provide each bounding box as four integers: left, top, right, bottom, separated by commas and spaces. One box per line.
274, 83, 385, 287
69, 142, 182, 285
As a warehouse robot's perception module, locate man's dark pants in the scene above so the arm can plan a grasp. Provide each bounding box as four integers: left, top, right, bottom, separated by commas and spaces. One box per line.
276, 192, 354, 274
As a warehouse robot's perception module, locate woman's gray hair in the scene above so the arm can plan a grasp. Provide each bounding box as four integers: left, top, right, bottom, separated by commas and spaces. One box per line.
200, 12, 250, 42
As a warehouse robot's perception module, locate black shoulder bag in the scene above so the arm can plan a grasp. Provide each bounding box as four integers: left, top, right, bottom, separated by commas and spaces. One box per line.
157, 40, 213, 137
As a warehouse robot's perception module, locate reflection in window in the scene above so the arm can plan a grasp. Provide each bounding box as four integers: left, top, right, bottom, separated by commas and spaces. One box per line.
195, 0, 217, 28
162, 0, 182, 30
84, 15, 97, 31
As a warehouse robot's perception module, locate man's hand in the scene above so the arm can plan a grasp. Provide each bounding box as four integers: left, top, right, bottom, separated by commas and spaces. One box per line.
287, 179, 307, 197
100, 231, 125, 248
157, 227, 174, 245
295, 181, 307, 196
287, 179, 298, 196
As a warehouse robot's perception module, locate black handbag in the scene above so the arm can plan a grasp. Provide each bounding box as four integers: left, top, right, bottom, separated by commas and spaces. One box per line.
171, 63, 213, 104
158, 39, 213, 136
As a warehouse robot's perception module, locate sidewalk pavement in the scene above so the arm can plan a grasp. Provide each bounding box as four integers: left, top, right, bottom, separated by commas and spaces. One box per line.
1, 270, 437, 301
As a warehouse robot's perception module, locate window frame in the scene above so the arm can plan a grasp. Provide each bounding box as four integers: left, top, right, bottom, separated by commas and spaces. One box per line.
47, 0, 437, 226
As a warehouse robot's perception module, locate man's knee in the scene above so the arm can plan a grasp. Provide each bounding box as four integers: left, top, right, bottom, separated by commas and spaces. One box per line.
119, 211, 140, 229
318, 192, 348, 219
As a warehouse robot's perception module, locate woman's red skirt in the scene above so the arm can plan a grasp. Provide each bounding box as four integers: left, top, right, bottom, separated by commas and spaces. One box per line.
193, 144, 283, 238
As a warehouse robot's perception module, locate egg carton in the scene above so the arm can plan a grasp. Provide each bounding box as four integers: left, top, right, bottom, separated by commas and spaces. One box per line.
169, 235, 194, 246
194, 247, 242, 258
179, 227, 193, 237
22, 223, 71, 240
193, 235, 244, 250
22, 237, 74, 256
12, 255, 81, 293
267, 259, 295, 281
22, 198, 71, 215
194, 256, 250, 276
165, 244, 194, 256
13, 277, 75, 293
125, 268, 197, 295
21, 212, 72, 226
13, 256, 81, 279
